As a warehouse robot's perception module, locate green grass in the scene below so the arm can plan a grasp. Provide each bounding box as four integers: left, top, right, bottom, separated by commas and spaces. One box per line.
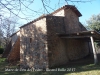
0, 56, 100, 75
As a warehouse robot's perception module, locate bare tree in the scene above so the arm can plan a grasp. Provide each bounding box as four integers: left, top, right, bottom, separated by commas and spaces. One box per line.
0, 28, 3, 46
1, 17, 18, 48
0, 0, 92, 22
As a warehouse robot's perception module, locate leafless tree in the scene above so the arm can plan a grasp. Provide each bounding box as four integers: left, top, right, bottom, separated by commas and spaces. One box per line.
1, 17, 18, 48
0, 0, 92, 22
0, 28, 3, 46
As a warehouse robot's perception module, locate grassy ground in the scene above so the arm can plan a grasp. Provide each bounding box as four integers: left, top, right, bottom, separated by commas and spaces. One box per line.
0, 55, 100, 75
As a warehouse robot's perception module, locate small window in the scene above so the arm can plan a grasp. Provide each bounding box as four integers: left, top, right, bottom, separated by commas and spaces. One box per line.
30, 38, 32, 43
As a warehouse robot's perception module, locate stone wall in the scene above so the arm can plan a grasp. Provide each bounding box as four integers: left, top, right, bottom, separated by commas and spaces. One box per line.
11, 31, 20, 46
47, 28, 89, 67
52, 9, 65, 16
20, 6, 89, 68
52, 7, 86, 33
63, 39, 89, 60
46, 16, 65, 34
2, 31, 20, 58
7, 37, 20, 62
46, 9, 89, 67
46, 16, 69, 67
64, 9, 80, 33
20, 18, 48, 69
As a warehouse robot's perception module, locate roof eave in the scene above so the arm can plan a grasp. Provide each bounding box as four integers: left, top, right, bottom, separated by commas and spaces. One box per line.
20, 15, 46, 28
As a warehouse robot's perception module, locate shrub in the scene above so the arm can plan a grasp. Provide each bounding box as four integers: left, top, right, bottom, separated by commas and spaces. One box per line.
0, 47, 4, 54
